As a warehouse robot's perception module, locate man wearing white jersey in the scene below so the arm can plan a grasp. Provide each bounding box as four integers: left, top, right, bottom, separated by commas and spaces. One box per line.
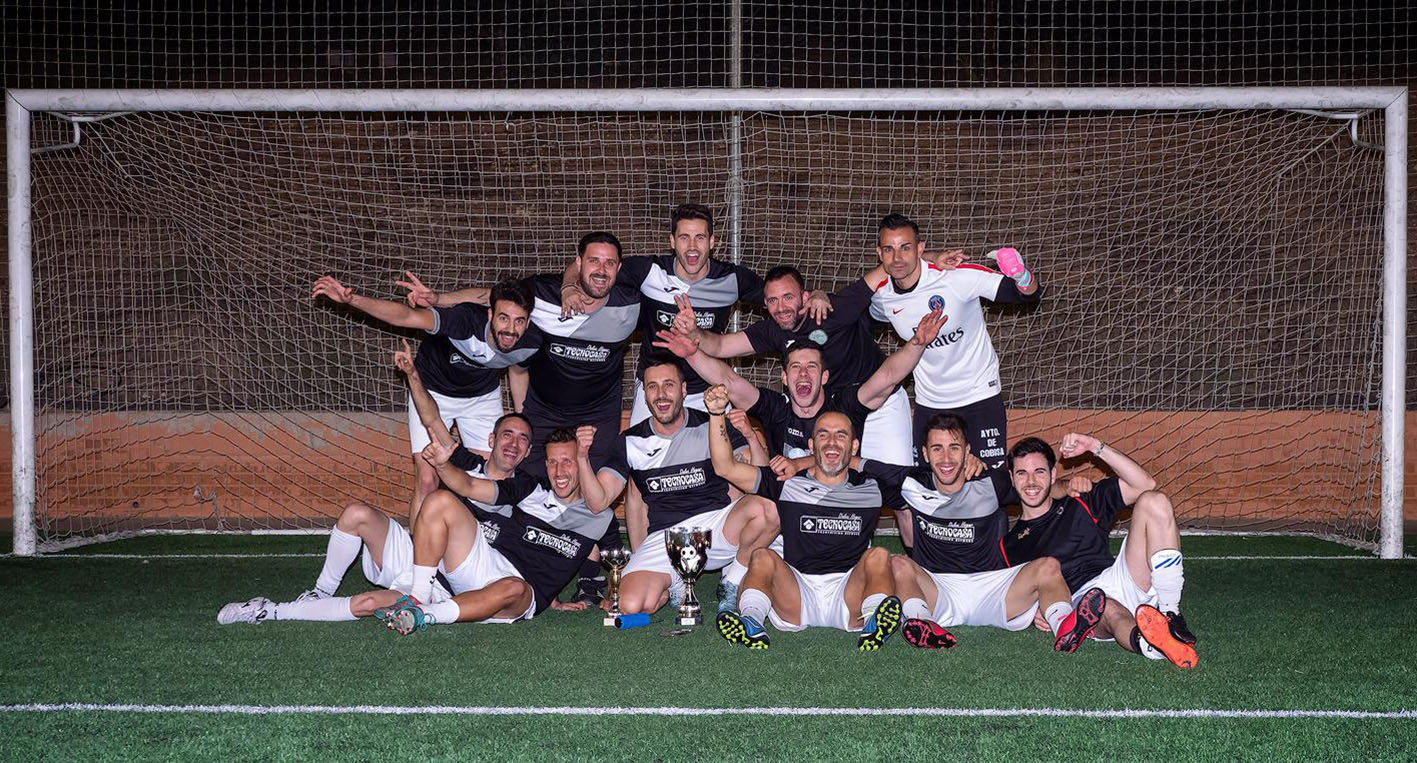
867, 213, 1041, 471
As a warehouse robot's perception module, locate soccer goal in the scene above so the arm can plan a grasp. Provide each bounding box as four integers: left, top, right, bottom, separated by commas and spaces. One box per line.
5, 87, 1407, 557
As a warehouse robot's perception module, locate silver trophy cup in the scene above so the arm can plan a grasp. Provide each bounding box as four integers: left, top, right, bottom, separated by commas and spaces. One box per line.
665, 527, 713, 626
600, 547, 632, 626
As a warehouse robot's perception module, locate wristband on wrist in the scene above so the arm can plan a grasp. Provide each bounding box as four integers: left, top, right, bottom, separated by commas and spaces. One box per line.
1014, 268, 1033, 289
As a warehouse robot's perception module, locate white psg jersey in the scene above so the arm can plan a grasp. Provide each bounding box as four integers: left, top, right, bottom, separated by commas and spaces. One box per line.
869, 261, 1007, 409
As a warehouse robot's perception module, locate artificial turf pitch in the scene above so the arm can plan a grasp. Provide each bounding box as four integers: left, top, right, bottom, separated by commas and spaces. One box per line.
2, 535, 1415, 761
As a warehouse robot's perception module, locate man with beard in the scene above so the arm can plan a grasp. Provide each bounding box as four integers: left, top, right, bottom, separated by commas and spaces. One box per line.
401, 232, 638, 603
1003, 434, 1197, 668
217, 345, 539, 626
864, 413, 1105, 653
577, 358, 777, 616
561, 204, 763, 424
705, 387, 902, 652
311, 275, 541, 524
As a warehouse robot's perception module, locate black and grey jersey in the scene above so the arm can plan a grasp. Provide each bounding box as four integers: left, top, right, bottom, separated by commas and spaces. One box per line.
747, 382, 873, 459
752, 467, 886, 575
601, 409, 748, 534
446, 446, 520, 547
619, 254, 763, 394
491, 473, 615, 615
413, 303, 542, 398
862, 460, 1014, 574
520, 273, 640, 417
1003, 477, 1129, 591
742, 278, 884, 395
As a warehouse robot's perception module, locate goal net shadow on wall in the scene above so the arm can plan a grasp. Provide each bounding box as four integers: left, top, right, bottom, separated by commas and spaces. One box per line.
4, 88, 1406, 556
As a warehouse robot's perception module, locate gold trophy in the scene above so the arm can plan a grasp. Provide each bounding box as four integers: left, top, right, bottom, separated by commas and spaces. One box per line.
600, 547, 632, 626
665, 527, 712, 626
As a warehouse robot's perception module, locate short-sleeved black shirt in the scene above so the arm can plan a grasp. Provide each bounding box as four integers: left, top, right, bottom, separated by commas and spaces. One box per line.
741, 278, 885, 394
1002, 477, 1130, 591
753, 467, 887, 575
520, 273, 640, 417
600, 409, 747, 534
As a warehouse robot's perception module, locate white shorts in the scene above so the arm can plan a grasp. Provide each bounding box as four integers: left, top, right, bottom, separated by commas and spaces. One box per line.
623, 501, 741, 580
766, 567, 858, 632
928, 566, 1035, 631
360, 517, 533, 623
407, 387, 504, 454
860, 387, 915, 466
1073, 534, 1158, 616
629, 381, 706, 426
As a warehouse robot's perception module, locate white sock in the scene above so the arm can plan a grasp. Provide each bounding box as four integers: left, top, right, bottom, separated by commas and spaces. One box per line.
860, 593, 887, 619
425, 599, 460, 626
738, 587, 771, 623
1149, 549, 1185, 614
411, 564, 438, 603
902, 597, 930, 621
721, 559, 748, 586
271, 596, 356, 622
314, 527, 363, 597
1136, 631, 1167, 660
1044, 601, 1072, 634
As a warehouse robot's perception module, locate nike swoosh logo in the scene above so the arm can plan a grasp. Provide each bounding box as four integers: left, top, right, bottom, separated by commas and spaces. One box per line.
891, 308, 904, 314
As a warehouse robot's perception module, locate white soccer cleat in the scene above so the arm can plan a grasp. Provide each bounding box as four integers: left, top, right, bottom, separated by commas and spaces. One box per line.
292, 588, 326, 604
217, 596, 274, 625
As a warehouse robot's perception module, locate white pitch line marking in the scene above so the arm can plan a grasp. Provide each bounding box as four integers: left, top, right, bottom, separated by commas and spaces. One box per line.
0, 703, 1413, 720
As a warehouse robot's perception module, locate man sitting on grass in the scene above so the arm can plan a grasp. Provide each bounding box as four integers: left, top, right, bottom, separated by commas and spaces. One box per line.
704, 385, 902, 652
1002, 433, 1197, 668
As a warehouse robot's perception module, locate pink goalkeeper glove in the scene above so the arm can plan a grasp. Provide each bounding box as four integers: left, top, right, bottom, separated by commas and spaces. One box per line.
991, 247, 1032, 288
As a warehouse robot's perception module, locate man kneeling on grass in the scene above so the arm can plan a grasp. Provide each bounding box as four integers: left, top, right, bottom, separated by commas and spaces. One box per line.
702, 385, 902, 652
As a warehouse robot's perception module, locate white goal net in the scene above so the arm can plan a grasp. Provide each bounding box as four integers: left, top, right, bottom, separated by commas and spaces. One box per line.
6, 89, 1403, 553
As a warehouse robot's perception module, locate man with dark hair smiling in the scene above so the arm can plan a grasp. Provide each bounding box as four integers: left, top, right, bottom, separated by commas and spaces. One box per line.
1003, 434, 1197, 668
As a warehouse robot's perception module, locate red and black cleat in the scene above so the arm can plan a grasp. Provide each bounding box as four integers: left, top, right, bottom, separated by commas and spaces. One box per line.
1054, 587, 1106, 654
902, 618, 958, 649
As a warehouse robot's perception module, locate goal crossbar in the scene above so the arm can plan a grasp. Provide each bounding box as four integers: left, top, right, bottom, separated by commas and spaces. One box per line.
5, 87, 1408, 558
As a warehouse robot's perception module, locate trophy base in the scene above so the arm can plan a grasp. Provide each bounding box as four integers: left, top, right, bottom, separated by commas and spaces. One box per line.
674, 616, 702, 627
603, 615, 619, 627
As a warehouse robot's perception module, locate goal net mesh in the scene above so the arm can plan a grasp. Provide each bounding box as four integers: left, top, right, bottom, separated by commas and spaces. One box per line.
24, 107, 1386, 550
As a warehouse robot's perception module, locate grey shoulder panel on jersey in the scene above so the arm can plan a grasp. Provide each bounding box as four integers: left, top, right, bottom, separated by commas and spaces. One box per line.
901, 475, 1001, 520
574, 302, 640, 342
780, 474, 884, 510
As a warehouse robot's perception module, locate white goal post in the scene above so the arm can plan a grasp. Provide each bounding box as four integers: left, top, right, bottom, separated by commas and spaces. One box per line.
5, 87, 1408, 557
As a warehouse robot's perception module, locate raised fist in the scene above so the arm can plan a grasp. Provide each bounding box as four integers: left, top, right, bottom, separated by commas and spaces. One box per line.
703, 385, 730, 415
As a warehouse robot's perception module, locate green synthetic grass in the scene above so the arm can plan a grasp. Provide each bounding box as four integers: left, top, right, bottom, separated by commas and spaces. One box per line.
2, 535, 1416, 760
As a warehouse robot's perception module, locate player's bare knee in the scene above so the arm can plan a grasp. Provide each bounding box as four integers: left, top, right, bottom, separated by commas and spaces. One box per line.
1032, 555, 1061, 579
749, 546, 780, 568
418, 489, 461, 523
888, 553, 915, 581
862, 546, 890, 568
336, 501, 379, 532
1134, 490, 1176, 525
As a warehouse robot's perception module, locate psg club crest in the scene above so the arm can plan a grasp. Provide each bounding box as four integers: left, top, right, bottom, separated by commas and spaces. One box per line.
928, 295, 945, 311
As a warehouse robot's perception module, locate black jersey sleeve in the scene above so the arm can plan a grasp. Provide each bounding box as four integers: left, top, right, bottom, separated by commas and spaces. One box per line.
447, 446, 486, 472
429, 303, 487, 340
735, 264, 766, 306
859, 460, 907, 507
990, 276, 1043, 305
988, 467, 1018, 505
615, 255, 655, 287
822, 278, 874, 329
751, 465, 785, 501
1075, 477, 1128, 529
493, 471, 543, 507
742, 317, 780, 354
597, 434, 632, 485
